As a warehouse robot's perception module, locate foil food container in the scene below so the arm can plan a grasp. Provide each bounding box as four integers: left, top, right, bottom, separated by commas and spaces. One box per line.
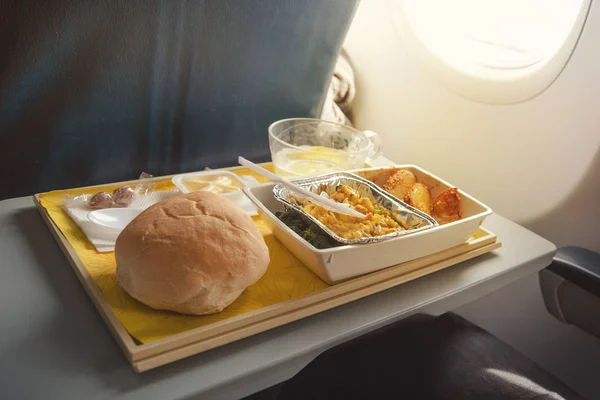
272, 172, 438, 245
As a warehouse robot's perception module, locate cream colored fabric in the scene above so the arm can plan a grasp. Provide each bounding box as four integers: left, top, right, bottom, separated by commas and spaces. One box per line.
320, 49, 356, 126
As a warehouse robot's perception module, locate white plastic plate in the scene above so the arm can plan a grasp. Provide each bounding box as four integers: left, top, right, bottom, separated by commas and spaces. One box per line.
87, 208, 143, 230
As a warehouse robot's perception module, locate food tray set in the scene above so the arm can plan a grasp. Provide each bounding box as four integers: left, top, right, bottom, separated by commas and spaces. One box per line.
35, 163, 500, 372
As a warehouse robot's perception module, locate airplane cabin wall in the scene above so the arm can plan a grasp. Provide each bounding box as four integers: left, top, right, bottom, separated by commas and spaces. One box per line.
342, 1, 600, 398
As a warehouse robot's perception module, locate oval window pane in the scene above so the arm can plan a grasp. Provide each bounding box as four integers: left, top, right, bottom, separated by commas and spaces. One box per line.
390, 0, 591, 104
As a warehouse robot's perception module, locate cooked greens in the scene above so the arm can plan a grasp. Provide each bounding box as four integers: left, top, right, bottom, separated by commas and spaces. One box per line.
275, 209, 341, 250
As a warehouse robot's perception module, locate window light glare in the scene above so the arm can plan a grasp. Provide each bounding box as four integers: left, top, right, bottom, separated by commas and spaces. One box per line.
399, 0, 585, 71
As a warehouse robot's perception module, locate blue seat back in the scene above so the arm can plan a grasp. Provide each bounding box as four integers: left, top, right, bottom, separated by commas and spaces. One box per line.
0, 0, 357, 198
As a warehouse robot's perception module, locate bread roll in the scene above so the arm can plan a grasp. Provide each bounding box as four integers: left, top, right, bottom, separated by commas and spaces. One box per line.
115, 191, 270, 315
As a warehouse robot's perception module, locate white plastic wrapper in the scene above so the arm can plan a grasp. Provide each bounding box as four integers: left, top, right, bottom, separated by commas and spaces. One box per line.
63, 172, 156, 210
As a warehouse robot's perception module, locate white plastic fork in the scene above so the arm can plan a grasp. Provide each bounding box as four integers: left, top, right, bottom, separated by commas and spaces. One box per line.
238, 157, 366, 219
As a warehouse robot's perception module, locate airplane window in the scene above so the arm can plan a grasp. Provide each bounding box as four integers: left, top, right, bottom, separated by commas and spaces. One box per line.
390, 0, 592, 104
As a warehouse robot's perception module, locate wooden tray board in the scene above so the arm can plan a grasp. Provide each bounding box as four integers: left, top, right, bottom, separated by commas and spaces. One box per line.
34, 177, 501, 372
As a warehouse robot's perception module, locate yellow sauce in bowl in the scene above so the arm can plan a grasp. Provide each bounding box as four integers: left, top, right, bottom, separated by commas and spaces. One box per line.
181, 175, 242, 194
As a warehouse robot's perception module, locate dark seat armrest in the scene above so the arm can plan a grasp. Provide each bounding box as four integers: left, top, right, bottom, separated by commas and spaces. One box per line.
548, 246, 600, 297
